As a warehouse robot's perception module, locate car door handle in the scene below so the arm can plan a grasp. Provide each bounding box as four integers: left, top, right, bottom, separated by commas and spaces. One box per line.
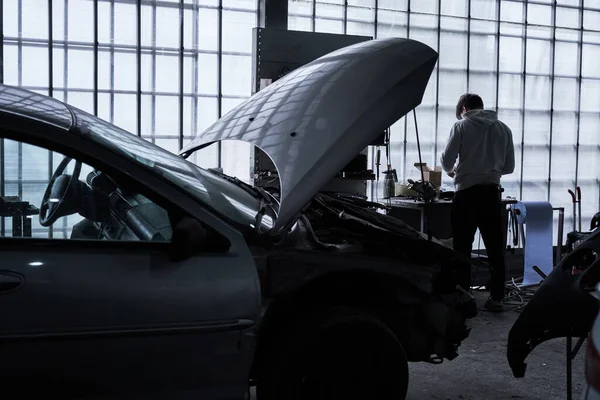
0, 271, 25, 294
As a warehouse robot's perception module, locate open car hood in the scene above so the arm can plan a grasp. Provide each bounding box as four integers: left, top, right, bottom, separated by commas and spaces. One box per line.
180, 38, 438, 234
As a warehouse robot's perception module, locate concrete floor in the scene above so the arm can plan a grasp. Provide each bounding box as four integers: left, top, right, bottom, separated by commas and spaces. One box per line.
407, 291, 587, 400
250, 293, 587, 400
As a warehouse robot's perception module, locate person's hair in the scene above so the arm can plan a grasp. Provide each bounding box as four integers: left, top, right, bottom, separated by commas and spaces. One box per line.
455, 93, 484, 119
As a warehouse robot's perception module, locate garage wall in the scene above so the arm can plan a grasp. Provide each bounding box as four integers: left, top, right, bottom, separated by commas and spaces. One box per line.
288, 0, 600, 242
1, 0, 259, 191
1, 0, 599, 242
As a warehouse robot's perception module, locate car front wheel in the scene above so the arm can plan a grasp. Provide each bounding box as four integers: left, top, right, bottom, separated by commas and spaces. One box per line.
256, 306, 409, 400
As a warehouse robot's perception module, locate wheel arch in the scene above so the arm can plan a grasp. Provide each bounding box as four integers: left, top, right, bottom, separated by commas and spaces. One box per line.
250, 268, 429, 380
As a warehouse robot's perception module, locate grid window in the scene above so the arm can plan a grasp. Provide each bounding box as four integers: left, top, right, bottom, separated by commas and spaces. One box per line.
3, 0, 600, 244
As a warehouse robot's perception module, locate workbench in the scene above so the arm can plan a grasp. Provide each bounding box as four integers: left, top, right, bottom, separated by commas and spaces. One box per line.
0, 196, 40, 238
386, 196, 517, 245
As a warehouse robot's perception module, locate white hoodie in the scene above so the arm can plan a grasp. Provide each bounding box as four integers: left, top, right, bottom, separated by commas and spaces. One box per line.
440, 109, 515, 192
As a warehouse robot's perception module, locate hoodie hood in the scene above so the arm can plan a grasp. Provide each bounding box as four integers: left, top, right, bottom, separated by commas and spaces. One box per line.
180, 37, 438, 234
462, 109, 498, 126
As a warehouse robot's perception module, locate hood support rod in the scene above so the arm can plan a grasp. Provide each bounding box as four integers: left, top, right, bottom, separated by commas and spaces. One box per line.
413, 109, 432, 242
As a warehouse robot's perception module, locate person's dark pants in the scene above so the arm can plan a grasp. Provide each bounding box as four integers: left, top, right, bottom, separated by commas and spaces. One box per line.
451, 184, 506, 301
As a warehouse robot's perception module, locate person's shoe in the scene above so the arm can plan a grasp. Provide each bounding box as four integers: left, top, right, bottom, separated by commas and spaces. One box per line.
484, 298, 504, 312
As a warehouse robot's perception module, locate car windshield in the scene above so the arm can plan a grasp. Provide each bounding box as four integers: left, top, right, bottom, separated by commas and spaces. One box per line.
71, 107, 274, 231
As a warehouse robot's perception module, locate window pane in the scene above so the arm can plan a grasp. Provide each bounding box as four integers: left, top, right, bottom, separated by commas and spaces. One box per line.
196, 97, 219, 133
552, 111, 578, 146
114, 3, 137, 47
500, 1, 524, 23
155, 55, 179, 93
377, 10, 407, 38
3, 0, 19, 37
198, 8, 219, 51
221, 55, 252, 97
289, 0, 313, 16
22, 0, 49, 40
471, 0, 497, 20
469, 73, 497, 110
411, 0, 437, 14
378, 0, 407, 11
470, 33, 496, 72
580, 112, 600, 146
526, 38, 552, 76
582, 43, 600, 79
553, 78, 578, 112
114, 52, 137, 92
155, 6, 179, 49
223, 0, 257, 11
498, 73, 523, 109
438, 71, 467, 107
499, 35, 523, 73
528, 4, 552, 26
197, 54, 219, 95
441, 0, 467, 17
580, 79, 600, 113
557, 6, 580, 29
556, 41, 580, 77
222, 10, 255, 53
22, 46, 50, 88
155, 95, 179, 136
67, 49, 94, 90
113, 94, 138, 134
348, 1, 375, 22
315, 18, 344, 34
68, 0, 94, 43
439, 18, 467, 69
289, 16, 313, 32
524, 75, 551, 111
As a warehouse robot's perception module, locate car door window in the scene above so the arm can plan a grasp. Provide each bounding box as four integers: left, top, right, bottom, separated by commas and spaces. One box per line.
0, 139, 172, 242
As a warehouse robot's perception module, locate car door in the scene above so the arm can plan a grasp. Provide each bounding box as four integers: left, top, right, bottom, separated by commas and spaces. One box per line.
0, 138, 260, 399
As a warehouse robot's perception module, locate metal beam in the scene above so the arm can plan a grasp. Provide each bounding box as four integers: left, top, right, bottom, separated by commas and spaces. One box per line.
574, 0, 584, 193
110, 0, 115, 123
151, 3, 156, 143
373, 0, 378, 38
343, 0, 348, 35
433, 0, 441, 166
547, 0, 557, 201
519, 1, 529, 200
178, 0, 184, 150
48, 0, 54, 238
0, 0, 3, 84
312, 0, 316, 32
192, 0, 199, 139
403, 0, 411, 180
136, 0, 142, 136
494, 0, 501, 112
17, 0, 22, 201
217, 0, 223, 168
466, 0, 471, 90
93, 0, 99, 116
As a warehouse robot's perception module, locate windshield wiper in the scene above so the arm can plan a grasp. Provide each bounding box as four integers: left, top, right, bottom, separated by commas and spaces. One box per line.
208, 168, 278, 232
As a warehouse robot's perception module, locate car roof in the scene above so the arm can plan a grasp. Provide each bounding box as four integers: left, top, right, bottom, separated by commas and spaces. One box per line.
0, 84, 74, 131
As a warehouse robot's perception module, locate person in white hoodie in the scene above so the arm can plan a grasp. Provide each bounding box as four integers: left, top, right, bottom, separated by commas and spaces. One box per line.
440, 93, 515, 312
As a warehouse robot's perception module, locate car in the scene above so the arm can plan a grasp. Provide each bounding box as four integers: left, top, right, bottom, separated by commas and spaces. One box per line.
507, 215, 600, 384
584, 284, 600, 399
0, 37, 476, 400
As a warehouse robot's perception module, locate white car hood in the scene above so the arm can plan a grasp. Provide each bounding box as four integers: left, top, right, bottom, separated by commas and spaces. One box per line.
180, 37, 438, 234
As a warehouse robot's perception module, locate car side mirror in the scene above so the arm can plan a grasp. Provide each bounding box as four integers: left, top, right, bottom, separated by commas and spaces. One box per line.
169, 216, 208, 262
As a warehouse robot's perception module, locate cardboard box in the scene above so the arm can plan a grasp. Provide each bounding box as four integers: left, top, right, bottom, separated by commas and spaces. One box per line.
414, 163, 442, 189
